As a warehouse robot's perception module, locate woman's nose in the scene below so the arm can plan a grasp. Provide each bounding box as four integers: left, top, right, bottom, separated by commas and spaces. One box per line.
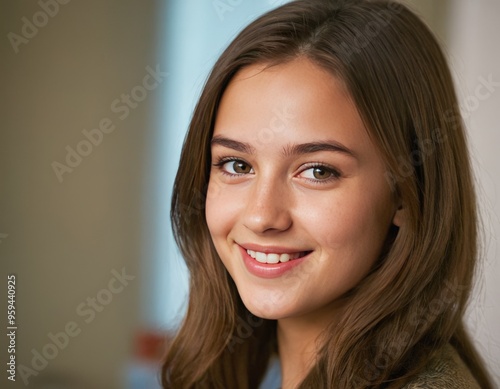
242, 177, 292, 234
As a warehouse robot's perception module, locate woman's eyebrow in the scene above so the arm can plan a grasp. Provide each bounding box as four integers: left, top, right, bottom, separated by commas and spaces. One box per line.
211, 135, 356, 159
283, 141, 356, 159
211, 136, 255, 154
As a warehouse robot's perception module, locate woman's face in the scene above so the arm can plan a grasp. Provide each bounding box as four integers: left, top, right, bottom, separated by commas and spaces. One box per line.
206, 58, 402, 322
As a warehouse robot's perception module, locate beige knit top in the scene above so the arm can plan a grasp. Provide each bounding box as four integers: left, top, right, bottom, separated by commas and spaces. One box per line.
401, 344, 480, 388
260, 344, 482, 388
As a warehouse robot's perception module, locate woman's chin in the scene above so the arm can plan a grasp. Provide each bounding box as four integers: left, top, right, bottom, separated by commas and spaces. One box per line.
240, 294, 294, 321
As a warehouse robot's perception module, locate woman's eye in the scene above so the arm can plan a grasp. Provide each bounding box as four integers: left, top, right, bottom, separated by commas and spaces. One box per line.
299, 165, 339, 181
221, 160, 253, 175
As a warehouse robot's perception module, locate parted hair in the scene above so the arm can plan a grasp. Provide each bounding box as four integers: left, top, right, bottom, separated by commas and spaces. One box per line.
162, 0, 493, 388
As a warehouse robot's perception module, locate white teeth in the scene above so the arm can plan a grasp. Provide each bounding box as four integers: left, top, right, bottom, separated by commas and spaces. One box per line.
256, 252, 267, 263
246, 249, 304, 263
280, 253, 290, 262
267, 253, 280, 264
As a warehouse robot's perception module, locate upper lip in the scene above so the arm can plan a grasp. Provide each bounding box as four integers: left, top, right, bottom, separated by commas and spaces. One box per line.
238, 243, 311, 254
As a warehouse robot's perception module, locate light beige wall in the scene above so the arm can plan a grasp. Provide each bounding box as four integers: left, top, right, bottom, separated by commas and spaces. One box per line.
400, 0, 450, 43
0, 1, 162, 387
445, 1, 500, 385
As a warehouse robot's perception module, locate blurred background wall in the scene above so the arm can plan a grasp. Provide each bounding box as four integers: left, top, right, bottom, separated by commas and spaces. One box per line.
0, 1, 162, 387
0, 1, 498, 388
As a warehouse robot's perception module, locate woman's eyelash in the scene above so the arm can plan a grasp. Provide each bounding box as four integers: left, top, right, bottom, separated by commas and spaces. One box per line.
212, 157, 252, 176
212, 156, 242, 167
299, 163, 341, 183
212, 157, 341, 182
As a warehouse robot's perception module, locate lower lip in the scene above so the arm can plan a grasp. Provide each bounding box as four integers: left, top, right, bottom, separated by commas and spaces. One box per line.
238, 245, 310, 279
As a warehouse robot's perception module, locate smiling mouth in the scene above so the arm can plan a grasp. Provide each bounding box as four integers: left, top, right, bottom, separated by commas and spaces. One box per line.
246, 249, 311, 264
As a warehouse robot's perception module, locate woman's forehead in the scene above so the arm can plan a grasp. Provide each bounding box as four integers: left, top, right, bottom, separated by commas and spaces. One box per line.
213, 58, 373, 160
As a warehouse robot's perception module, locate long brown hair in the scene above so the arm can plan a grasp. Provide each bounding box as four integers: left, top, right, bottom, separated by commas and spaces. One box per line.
162, 1, 493, 387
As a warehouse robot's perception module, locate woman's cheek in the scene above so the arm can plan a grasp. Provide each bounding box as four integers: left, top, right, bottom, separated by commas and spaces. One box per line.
295, 191, 349, 240
206, 176, 224, 203
205, 180, 241, 234
205, 180, 223, 234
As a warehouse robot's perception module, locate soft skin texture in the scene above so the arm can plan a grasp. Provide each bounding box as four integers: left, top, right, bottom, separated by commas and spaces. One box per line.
205, 57, 403, 387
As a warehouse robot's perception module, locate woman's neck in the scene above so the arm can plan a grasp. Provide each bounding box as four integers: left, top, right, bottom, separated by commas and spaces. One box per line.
277, 317, 319, 388
276, 300, 347, 388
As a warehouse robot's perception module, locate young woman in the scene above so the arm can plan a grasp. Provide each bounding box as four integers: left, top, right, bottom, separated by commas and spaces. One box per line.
162, 0, 494, 387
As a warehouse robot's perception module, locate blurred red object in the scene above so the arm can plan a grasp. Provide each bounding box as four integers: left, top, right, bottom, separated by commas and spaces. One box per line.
133, 329, 169, 362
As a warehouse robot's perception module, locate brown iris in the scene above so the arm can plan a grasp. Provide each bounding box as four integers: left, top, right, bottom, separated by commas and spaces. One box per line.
312, 167, 332, 180
232, 161, 252, 174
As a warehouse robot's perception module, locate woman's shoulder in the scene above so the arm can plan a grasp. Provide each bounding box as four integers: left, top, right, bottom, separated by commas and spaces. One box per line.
401, 344, 480, 389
